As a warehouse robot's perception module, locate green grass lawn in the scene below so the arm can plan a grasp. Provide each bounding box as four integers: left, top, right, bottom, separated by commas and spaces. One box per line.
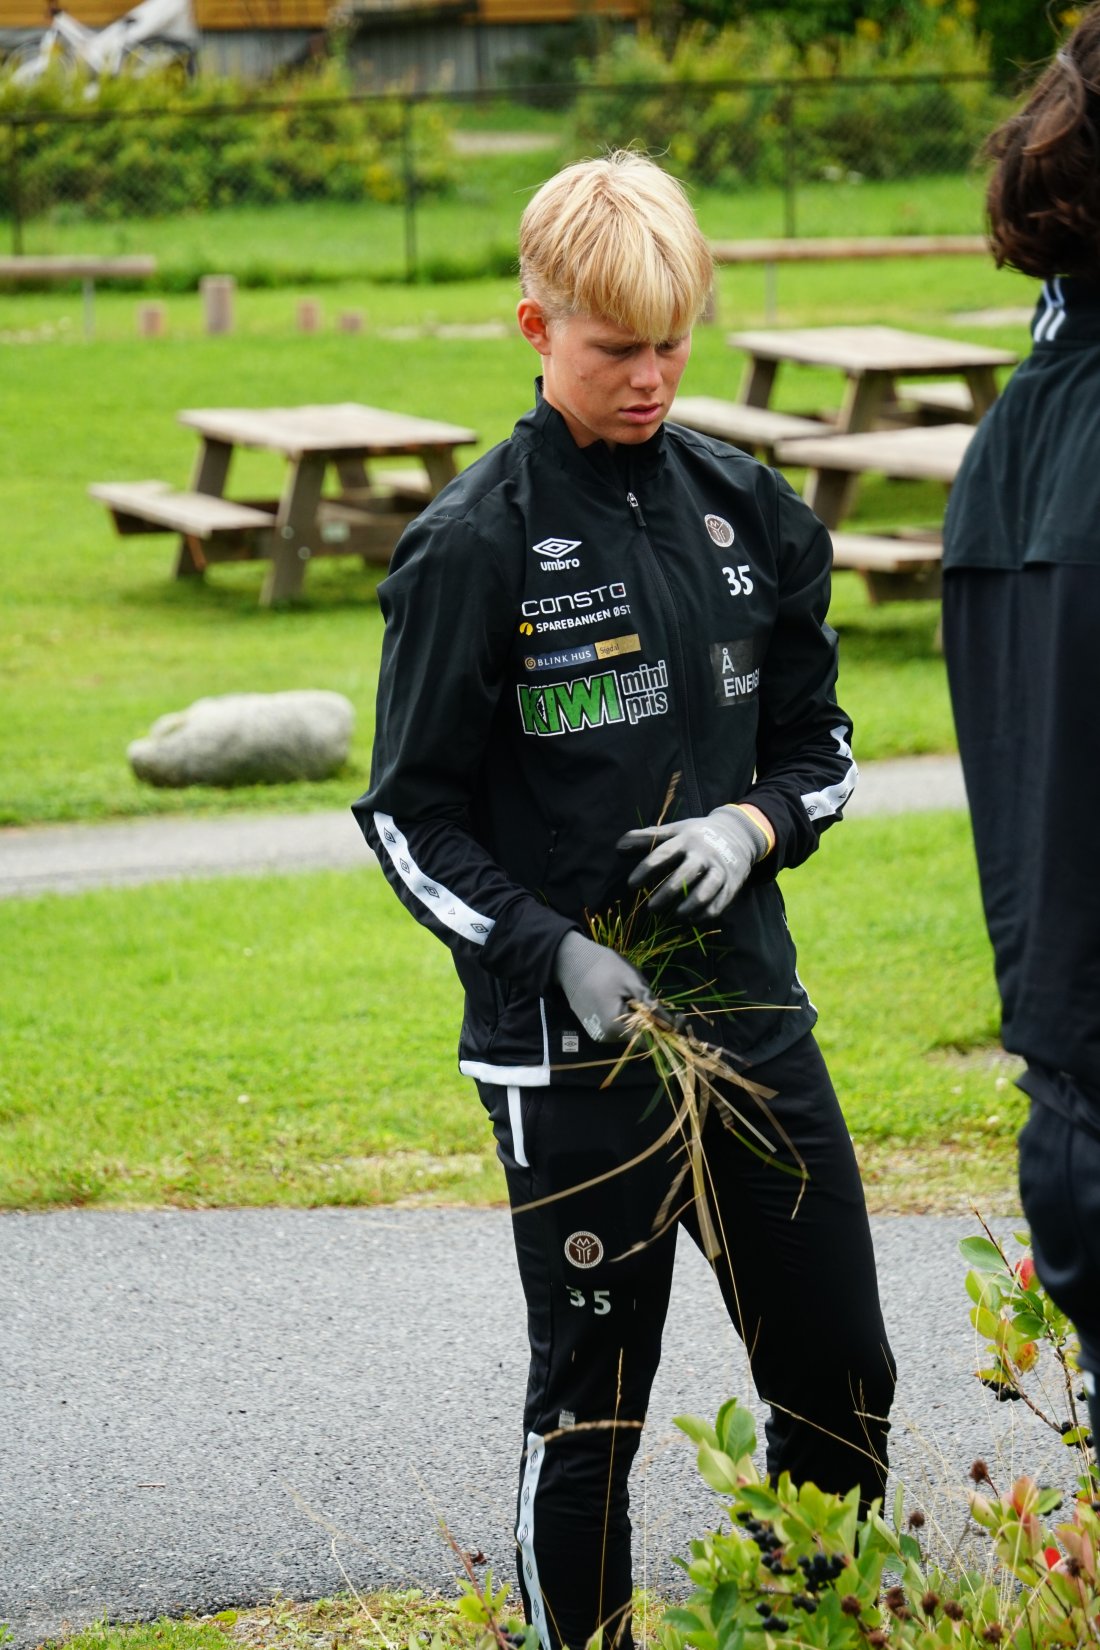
0, 243, 1035, 826
6, 152, 997, 282
0, 811, 1021, 1214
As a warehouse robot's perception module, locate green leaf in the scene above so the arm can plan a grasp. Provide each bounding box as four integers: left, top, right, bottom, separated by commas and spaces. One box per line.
716, 1619, 747, 1650
959, 1235, 1005, 1272
676, 1413, 719, 1448
698, 1440, 743, 1494
972, 1304, 1003, 1340
964, 1269, 988, 1305
663, 1606, 709, 1632
1010, 1310, 1046, 1339
711, 1580, 745, 1627
798, 1481, 832, 1529
716, 1400, 757, 1462
1060, 1426, 1090, 1448
892, 1482, 905, 1532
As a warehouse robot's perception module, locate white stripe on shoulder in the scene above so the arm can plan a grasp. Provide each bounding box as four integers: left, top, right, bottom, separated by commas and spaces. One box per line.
1033, 280, 1052, 340
373, 811, 495, 945
799, 725, 858, 823
1046, 275, 1069, 339
1033, 278, 1064, 342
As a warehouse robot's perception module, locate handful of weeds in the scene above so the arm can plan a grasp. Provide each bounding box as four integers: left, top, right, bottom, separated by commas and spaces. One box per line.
585, 895, 808, 1260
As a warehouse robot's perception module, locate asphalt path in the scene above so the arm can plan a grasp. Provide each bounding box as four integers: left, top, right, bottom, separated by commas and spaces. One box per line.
0, 755, 966, 899
0, 1208, 1072, 1649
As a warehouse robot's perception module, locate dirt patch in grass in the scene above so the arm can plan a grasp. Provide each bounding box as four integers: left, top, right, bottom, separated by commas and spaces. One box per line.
856, 1138, 1020, 1215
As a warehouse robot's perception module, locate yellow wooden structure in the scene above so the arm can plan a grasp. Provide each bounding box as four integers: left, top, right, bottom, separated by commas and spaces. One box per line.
3, 0, 644, 29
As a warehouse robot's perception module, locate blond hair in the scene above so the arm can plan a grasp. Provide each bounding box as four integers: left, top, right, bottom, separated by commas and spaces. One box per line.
518, 150, 714, 342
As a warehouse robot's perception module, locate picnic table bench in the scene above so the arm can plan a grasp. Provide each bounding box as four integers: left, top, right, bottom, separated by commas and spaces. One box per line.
670, 394, 831, 462
0, 255, 157, 337
90, 402, 478, 605
774, 422, 976, 604
775, 421, 975, 526
828, 530, 945, 604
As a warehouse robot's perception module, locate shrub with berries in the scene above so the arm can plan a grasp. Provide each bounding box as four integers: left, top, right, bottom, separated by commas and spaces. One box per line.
961, 1216, 1095, 1479
655, 1222, 1100, 1650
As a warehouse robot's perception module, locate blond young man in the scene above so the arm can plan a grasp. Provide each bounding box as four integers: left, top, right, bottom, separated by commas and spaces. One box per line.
355, 151, 894, 1649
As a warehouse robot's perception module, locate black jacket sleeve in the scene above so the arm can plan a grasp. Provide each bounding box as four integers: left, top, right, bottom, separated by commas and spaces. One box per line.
352, 507, 576, 996
742, 475, 857, 874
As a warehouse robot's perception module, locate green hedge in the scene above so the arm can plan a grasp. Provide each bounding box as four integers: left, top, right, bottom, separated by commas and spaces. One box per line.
0, 61, 456, 220
572, 17, 1010, 188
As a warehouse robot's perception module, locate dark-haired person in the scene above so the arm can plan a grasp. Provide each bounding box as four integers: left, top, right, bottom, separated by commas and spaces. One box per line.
942, 4, 1100, 1446
355, 150, 895, 1649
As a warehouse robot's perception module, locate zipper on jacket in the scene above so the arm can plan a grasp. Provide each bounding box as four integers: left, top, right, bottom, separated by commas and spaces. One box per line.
624, 481, 703, 814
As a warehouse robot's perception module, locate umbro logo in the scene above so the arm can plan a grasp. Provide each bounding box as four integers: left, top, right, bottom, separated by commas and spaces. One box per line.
532, 536, 582, 572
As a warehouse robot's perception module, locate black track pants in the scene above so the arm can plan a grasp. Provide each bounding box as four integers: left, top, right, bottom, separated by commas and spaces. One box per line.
1018, 1069, 1100, 1386
476, 1031, 895, 1650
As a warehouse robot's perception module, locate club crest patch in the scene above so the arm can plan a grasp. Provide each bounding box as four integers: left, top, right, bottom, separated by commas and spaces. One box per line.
705, 514, 735, 547
564, 1230, 604, 1269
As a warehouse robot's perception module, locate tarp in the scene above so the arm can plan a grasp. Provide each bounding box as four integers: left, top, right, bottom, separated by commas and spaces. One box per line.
9, 0, 198, 81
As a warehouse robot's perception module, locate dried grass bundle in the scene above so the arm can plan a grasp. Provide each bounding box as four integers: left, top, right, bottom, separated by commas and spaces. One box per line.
608, 1001, 807, 1261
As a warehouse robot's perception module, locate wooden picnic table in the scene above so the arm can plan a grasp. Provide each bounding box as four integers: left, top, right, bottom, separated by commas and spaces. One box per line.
728, 324, 1016, 435
774, 421, 977, 604
90, 402, 478, 605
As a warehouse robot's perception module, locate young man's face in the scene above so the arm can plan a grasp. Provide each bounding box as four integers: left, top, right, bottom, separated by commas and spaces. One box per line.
516, 302, 692, 448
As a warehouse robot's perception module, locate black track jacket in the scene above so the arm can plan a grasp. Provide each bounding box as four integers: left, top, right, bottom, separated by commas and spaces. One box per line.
354, 389, 857, 1088
943, 277, 1100, 1093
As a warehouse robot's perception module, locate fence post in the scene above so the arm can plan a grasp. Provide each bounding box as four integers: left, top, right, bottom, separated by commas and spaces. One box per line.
781, 83, 797, 239
402, 95, 418, 285
7, 120, 25, 256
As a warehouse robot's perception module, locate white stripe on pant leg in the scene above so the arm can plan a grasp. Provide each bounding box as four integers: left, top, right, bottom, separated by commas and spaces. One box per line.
507, 1084, 529, 1169
517, 1430, 550, 1649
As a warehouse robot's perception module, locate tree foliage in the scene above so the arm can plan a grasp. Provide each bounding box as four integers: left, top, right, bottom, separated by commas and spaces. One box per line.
646, 0, 1082, 84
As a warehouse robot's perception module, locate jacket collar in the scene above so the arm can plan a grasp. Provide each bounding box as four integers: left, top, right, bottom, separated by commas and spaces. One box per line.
513, 380, 668, 484
1031, 276, 1100, 345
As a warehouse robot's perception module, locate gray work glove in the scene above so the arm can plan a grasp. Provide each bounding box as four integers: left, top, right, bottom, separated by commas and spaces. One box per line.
553, 930, 655, 1044
617, 805, 770, 920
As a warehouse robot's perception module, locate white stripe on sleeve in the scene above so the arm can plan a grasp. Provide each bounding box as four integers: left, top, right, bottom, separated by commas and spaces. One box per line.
373, 811, 496, 945
799, 725, 858, 823
516, 1431, 551, 1649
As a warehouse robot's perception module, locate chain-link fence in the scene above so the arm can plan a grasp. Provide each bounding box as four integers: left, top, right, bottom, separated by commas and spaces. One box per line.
0, 74, 1005, 283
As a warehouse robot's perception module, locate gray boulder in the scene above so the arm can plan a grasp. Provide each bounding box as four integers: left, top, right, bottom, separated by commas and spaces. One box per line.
128, 691, 354, 788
